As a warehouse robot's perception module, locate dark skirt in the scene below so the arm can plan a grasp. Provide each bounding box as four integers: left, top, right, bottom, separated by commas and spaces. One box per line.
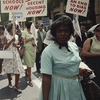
84, 56, 100, 87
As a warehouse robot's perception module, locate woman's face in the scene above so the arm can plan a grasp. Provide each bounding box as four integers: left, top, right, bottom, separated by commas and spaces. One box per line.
56, 26, 70, 44
10, 28, 13, 35
94, 26, 100, 37
10, 28, 16, 36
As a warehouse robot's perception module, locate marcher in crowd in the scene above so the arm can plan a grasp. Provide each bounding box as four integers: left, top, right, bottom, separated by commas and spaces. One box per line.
82, 24, 100, 87
36, 23, 46, 73
4, 24, 9, 35
22, 22, 36, 87
0, 25, 5, 75
75, 24, 88, 57
16, 25, 23, 60
2, 23, 24, 92
39, 14, 92, 100
44, 13, 75, 47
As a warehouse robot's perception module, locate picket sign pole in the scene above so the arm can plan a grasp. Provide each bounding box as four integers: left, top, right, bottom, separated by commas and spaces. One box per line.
13, 12, 15, 38
34, 17, 35, 26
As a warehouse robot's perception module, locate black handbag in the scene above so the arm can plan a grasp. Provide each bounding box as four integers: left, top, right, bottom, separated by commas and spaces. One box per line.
81, 78, 100, 100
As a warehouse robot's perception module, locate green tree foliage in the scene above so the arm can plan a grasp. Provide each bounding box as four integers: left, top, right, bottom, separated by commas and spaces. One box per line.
47, 0, 66, 18
0, 1, 9, 25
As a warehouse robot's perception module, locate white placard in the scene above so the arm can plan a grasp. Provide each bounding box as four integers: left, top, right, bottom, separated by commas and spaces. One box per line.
26, 0, 47, 17
9, 12, 26, 22
1, 0, 25, 13
73, 15, 82, 40
66, 0, 89, 17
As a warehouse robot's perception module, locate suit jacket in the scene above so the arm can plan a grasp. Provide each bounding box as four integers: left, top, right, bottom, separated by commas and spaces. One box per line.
37, 30, 46, 53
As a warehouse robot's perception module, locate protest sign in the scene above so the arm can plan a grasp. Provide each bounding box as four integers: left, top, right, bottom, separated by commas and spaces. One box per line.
66, 0, 89, 17
73, 15, 82, 40
30, 23, 37, 44
42, 17, 50, 27
9, 12, 26, 22
26, 0, 47, 17
38, 20, 42, 24
1, 0, 25, 13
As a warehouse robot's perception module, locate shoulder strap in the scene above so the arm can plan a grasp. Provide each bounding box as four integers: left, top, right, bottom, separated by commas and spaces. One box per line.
90, 39, 92, 46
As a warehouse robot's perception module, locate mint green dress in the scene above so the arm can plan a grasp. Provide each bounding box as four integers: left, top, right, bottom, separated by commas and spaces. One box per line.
39, 42, 86, 100
22, 29, 36, 68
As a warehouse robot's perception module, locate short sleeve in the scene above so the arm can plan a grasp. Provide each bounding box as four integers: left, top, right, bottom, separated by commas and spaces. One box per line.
22, 30, 26, 39
41, 50, 53, 75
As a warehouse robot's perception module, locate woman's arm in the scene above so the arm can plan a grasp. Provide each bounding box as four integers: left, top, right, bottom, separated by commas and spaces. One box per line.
42, 74, 51, 100
22, 37, 34, 43
13, 37, 20, 48
3, 37, 15, 49
82, 38, 100, 57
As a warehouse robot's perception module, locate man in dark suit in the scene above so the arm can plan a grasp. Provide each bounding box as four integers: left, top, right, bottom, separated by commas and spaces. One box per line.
36, 23, 46, 73
75, 24, 88, 58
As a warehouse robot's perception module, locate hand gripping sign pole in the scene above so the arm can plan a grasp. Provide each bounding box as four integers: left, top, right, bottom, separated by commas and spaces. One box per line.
13, 12, 15, 38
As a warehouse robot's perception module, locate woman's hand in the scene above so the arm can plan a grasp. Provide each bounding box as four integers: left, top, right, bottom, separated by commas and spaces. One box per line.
11, 38, 15, 42
31, 37, 34, 41
32, 44, 36, 46
36, 49, 39, 53
79, 68, 93, 77
13, 43, 16, 47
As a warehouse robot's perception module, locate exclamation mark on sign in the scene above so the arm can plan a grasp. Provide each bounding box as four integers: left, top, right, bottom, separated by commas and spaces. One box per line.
82, 10, 86, 14
42, 0, 44, 4
20, 4, 23, 10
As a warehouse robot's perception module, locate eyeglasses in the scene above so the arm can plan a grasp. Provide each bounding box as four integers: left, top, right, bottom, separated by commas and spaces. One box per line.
94, 29, 100, 32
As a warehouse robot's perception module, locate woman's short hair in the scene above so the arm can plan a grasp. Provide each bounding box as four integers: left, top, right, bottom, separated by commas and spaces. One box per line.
7, 23, 13, 33
26, 22, 32, 29
0, 25, 5, 31
38, 23, 43, 27
51, 15, 74, 38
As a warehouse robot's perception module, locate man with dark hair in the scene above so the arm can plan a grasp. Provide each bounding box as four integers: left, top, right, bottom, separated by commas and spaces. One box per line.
75, 24, 88, 57
36, 23, 46, 73
76, 24, 88, 48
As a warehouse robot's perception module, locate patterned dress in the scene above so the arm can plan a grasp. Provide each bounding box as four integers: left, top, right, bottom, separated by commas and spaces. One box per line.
2, 34, 24, 74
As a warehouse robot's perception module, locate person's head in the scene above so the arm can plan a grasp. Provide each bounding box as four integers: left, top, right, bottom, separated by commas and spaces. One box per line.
16, 25, 19, 30
38, 23, 43, 32
54, 13, 66, 21
94, 24, 100, 37
0, 25, 5, 35
26, 22, 32, 30
80, 24, 86, 33
5, 24, 8, 29
7, 23, 13, 33
35, 23, 38, 29
51, 15, 74, 44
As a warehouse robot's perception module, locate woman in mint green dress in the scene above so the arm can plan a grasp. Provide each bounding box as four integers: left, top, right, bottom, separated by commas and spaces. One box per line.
22, 22, 36, 87
39, 15, 92, 100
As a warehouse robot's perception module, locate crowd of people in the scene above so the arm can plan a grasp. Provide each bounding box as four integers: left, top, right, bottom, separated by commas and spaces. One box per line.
0, 13, 100, 99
